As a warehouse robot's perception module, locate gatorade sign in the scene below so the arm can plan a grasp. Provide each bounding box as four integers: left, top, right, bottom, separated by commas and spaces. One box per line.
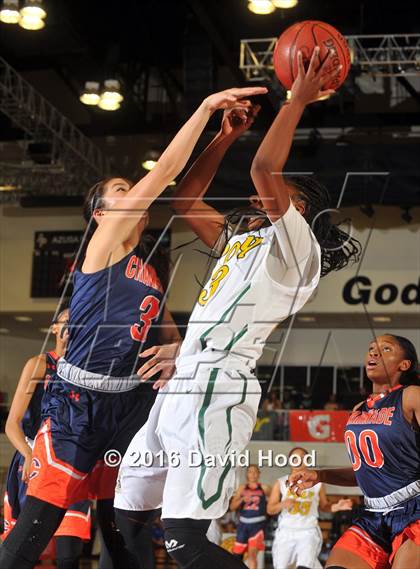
289, 411, 349, 442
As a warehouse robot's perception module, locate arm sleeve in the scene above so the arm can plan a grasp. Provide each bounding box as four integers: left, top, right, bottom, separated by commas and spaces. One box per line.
268, 201, 321, 288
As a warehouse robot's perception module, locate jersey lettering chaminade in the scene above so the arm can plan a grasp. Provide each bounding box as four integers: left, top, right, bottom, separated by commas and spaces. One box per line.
67, 245, 164, 376
239, 484, 267, 521
345, 386, 420, 499
178, 203, 321, 364
278, 475, 321, 530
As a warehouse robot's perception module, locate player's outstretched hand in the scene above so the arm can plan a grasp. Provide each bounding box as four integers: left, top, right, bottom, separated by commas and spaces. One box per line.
290, 47, 339, 105
331, 498, 353, 512
203, 87, 267, 113
288, 469, 320, 496
220, 104, 261, 138
137, 342, 180, 390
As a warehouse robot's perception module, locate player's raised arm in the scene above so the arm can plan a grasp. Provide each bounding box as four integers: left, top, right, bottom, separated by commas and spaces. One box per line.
250, 48, 339, 222
86, 88, 264, 262
171, 96, 265, 248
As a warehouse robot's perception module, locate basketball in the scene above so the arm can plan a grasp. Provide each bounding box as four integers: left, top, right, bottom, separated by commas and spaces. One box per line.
273, 20, 351, 91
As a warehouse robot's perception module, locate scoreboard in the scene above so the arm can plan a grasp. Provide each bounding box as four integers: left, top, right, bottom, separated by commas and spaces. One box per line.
31, 229, 171, 298
31, 231, 83, 298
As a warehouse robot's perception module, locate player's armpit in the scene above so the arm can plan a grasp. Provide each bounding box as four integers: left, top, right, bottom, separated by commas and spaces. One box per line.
402, 385, 420, 426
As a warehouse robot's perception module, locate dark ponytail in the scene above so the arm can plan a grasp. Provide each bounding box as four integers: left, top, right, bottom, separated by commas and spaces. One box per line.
74, 178, 115, 271
74, 178, 170, 290
388, 335, 419, 386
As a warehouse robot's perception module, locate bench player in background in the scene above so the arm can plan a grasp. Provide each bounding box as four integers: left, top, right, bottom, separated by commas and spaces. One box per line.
230, 465, 271, 569
268, 447, 352, 569
2, 309, 91, 569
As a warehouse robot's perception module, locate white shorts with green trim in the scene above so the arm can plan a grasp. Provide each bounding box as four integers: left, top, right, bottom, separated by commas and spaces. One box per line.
114, 361, 261, 519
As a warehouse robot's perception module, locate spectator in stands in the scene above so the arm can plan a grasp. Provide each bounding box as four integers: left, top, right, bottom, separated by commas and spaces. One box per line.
300, 386, 313, 410
252, 398, 278, 440
324, 393, 341, 410
282, 390, 296, 410
267, 391, 282, 411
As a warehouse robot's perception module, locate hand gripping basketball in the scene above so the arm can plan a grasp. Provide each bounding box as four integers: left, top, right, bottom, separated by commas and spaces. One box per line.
290, 47, 340, 106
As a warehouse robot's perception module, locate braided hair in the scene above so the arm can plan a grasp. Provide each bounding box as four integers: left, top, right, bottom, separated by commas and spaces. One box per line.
217, 175, 361, 278
387, 335, 419, 386
75, 178, 170, 290
286, 175, 362, 277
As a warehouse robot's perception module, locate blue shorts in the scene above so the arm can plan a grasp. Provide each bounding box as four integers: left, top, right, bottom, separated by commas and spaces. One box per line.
26, 377, 156, 508
334, 496, 420, 569
354, 496, 420, 552
233, 520, 266, 554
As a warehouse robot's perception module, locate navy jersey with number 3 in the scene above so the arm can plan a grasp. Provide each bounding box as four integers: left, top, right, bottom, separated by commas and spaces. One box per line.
67, 245, 164, 377
345, 386, 420, 499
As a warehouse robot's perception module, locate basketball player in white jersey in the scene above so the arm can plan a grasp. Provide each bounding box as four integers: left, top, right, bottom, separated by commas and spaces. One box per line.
268, 447, 352, 569
114, 50, 361, 568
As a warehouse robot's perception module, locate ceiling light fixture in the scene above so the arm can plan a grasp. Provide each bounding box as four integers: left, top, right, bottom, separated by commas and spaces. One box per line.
141, 150, 161, 171
20, 0, 46, 19
372, 316, 391, 323
272, 0, 298, 8
80, 81, 101, 106
0, 327, 10, 334
0, 0, 20, 24
19, 12, 44, 30
98, 79, 123, 111
0, 184, 21, 191
247, 0, 275, 15
14, 315, 33, 322
297, 315, 316, 322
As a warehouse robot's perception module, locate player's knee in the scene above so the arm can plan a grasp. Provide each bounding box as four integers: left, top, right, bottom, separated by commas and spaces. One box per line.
247, 547, 256, 558
163, 519, 209, 568
114, 507, 155, 545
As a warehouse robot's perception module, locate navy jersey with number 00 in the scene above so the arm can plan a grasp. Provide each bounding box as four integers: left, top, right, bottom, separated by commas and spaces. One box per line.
66, 245, 164, 376
345, 386, 420, 499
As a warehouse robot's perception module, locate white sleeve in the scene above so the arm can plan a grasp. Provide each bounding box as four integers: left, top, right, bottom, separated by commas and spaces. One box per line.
268, 201, 321, 287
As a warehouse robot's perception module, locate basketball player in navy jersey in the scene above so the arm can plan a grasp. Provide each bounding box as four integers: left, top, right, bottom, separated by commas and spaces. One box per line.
230, 465, 270, 569
290, 335, 419, 569
2, 309, 91, 569
0, 86, 267, 569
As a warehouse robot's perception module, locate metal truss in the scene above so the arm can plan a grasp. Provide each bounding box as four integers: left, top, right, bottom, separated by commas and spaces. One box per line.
240, 34, 420, 81
0, 163, 90, 202
0, 56, 110, 201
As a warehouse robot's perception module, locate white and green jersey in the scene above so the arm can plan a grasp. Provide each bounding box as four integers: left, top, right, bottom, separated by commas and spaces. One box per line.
178, 203, 321, 366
